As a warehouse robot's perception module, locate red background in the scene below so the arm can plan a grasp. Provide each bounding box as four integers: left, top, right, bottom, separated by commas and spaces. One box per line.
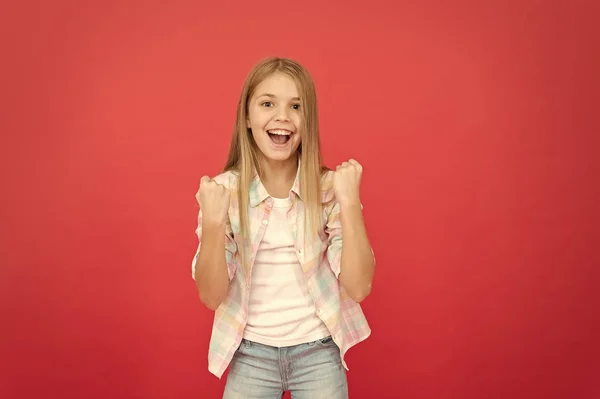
1, 1, 598, 398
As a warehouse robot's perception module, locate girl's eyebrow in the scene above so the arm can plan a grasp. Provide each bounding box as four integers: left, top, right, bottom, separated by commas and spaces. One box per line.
257, 93, 301, 101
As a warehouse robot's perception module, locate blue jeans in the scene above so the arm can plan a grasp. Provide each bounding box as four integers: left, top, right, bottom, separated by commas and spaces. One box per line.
223, 336, 348, 398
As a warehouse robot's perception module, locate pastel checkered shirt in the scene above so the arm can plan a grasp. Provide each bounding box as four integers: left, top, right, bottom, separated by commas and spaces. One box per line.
192, 165, 372, 378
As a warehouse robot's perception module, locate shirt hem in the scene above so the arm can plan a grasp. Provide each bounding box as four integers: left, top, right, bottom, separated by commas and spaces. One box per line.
341, 327, 372, 372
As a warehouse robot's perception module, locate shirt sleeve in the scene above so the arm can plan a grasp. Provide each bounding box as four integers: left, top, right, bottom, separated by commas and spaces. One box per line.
325, 200, 374, 279
325, 200, 343, 278
191, 207, 238, 282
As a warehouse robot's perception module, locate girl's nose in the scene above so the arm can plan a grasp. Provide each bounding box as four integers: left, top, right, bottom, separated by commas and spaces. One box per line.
274, 107, 290, 122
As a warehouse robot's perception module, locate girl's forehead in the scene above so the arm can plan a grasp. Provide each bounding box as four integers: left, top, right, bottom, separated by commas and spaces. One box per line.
255, 73, 299, 94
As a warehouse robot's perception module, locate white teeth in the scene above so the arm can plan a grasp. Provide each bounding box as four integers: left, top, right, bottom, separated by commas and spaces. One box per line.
268, 129, 292, 135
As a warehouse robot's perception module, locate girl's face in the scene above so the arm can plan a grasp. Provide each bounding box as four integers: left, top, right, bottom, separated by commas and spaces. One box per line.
247, 72, 303, 164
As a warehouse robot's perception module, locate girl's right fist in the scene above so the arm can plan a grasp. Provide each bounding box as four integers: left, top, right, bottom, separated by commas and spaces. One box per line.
196, 176, 231, 226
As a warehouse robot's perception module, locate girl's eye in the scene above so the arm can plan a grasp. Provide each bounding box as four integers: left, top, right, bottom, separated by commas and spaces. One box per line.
261, 101, 273, 107
292, 104, 301, 110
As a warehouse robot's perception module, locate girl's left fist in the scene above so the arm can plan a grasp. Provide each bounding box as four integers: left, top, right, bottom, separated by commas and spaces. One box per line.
333, 159, 363, 206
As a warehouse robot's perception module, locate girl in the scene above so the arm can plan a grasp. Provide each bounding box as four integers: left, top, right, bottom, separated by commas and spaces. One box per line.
192, 57, 375, 398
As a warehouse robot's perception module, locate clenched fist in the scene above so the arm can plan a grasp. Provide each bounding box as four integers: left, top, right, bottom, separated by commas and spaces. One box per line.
196, 176, 231, 227
333, 159, 363, 207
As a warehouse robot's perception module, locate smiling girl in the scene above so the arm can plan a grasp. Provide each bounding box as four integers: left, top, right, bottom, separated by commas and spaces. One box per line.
192, 57, 375, 398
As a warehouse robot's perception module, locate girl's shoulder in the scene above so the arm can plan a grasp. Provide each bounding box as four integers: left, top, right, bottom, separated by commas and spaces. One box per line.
320, 168, 336, 205
212, 170, 239, 190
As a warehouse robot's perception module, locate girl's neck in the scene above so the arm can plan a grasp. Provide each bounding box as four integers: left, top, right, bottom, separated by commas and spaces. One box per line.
258, 155, 298, 198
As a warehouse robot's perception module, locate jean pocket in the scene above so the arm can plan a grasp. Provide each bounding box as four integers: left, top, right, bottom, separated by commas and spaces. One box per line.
237, 338, 252, 353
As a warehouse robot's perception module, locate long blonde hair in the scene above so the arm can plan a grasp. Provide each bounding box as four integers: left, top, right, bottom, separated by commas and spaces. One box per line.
223, 57, 328, 273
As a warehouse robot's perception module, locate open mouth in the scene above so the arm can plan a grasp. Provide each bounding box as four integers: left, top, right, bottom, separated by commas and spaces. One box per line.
267, 129, 293, 145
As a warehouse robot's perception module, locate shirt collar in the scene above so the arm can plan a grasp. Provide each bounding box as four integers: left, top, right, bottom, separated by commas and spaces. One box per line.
249, 158, 303, 207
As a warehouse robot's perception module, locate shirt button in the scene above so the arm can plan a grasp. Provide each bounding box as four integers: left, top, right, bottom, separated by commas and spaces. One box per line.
262, 219, 268, 225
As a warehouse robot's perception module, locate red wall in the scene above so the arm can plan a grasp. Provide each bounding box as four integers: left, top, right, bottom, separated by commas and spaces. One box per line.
1, 1, 598, 398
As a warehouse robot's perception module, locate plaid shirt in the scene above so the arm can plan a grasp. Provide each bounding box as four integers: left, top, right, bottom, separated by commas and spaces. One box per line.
192, 164, 372, 379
